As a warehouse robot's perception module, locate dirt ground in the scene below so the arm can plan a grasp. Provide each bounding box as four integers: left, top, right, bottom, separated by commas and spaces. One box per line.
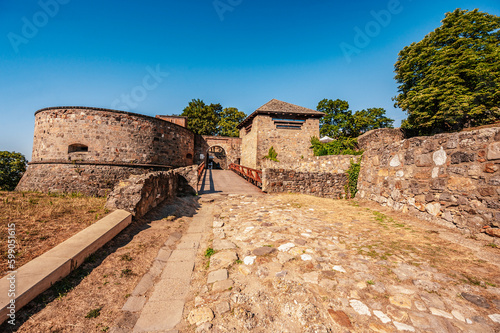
1, 196, 200, 333
0, 191, 108, 276
4, 193, 500, 332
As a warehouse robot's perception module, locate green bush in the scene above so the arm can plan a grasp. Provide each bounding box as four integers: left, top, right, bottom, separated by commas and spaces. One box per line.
0, 151, 28, 191
263, 146, 279, 162
310, 137, 362, 156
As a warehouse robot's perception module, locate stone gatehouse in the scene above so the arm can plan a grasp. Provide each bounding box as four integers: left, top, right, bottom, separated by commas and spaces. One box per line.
16, 99, 323, 195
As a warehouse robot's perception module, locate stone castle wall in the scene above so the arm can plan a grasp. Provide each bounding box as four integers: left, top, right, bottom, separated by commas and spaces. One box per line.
15, 161, 170, 197
261, 154, 357, 172
357, 127, 500, 232
31, 107, 194, 166
240, 115, 319, 169
17, 107, 196, 196
261, 155, 359, 198
239, 120, 259, 169
105, 165, 198, 218
197, 136, 242, 167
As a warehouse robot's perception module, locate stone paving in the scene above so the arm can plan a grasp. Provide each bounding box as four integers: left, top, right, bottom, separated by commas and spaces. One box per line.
110, 191, 500, 332
110, 199, 213, 333
180, 193, 500, 332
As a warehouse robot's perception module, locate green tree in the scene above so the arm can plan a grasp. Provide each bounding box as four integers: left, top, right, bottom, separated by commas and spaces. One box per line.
318, 99, 352, 138
318, 99, 393, 138
0, 151, 28, 191
181, 99, 222, 135
394, 9, 500, 135
218, 107, 246, 137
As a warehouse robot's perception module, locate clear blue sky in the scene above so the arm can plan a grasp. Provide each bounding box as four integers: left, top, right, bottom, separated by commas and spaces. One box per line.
1, 0, 499, 159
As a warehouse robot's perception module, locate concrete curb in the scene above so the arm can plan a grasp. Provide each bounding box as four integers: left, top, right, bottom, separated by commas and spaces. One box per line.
0, 209, 132, 324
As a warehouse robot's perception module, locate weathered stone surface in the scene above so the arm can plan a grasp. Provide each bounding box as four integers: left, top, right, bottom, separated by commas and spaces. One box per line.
212, 279, 234, 292
209, 251, 238, 270
213, 239, 237, 251
252, 247, 277, 256
349, 300, 371, 316
373, 310, 391, 324
487, 142, 500, 160
433, 147, 447, 166
461, 293, 490, 308
187, 307, 214, 326
207, 269, 228, 284
389, 295, 412, 309
17, 107, 197, 197
357, 126, 499, 233
393, 321, 415, 332
327, 309, 352, 328
215, 301, 231, 315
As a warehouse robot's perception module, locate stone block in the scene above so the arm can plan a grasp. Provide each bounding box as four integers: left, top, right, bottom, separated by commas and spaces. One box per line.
487, 142, 500, 160
133, 300, 185, 332
161, 260, 195, 280
122, 296, 147, 313
207, 269, 228, 284
415, 154, 432, 167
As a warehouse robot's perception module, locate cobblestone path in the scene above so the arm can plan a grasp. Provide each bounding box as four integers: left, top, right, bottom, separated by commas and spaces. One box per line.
179, 193, 500, 332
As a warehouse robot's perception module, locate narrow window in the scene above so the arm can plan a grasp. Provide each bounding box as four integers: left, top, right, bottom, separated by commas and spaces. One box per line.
68, 144, 88, 153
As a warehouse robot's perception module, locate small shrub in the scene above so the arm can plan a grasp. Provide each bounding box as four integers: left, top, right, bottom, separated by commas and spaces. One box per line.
204, 248, 216, 258
121, 253, 133, 261
85, 307, 102, 319
120, 268, 133, 277
263, 146, 279, 162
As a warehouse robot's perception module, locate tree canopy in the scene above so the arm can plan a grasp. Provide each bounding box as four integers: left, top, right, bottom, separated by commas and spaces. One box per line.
0, 151, 27, 191
181, 99, 246, 137
218, 107, 247, 137
317, 98, 394, 139
181, 99, 222, 136
394, 9, 500, 135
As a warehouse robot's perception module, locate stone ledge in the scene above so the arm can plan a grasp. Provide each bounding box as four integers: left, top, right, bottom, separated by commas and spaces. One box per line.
0, 209, 132, 324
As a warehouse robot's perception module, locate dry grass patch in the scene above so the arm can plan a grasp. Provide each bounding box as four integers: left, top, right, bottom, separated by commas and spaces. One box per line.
0, 191, 108, 276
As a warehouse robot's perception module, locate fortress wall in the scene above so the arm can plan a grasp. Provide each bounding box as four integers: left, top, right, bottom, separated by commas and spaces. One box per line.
15, 163, 170, 197
357, 127, 500, 233
262, 169, 348, 198
256, 116, 319, 169
17, 107, 195, 196
240, 121, 259, 169
31, 107, 194, 166
261, 154, 357, 172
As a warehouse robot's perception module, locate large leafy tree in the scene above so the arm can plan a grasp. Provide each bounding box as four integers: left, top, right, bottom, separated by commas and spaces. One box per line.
394, 9, 500, 135
218, 107, 246, 137
181, 99, 222, 135
0, 151, 27, 191
318, 99, 394, 138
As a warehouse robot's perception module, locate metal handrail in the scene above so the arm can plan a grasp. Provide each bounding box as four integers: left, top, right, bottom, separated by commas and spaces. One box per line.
229, 163, 262, 187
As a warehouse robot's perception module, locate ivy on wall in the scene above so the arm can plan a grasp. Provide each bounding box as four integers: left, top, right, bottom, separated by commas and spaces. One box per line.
344, 158, 361, 199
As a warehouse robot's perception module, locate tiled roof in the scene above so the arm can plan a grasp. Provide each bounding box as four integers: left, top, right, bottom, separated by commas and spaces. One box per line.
237, 99, 324, 129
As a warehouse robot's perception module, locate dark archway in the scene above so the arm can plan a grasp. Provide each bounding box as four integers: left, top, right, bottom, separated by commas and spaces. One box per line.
207, 146, 227, 169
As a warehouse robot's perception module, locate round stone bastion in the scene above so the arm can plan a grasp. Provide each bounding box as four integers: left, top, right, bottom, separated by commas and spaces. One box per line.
16, 107, 195, 196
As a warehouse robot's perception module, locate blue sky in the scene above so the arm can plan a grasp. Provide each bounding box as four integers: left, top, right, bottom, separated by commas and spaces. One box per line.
1, 0, 499, 159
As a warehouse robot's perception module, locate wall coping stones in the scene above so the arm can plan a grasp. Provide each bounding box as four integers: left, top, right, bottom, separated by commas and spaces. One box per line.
34, 106, 192, 133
